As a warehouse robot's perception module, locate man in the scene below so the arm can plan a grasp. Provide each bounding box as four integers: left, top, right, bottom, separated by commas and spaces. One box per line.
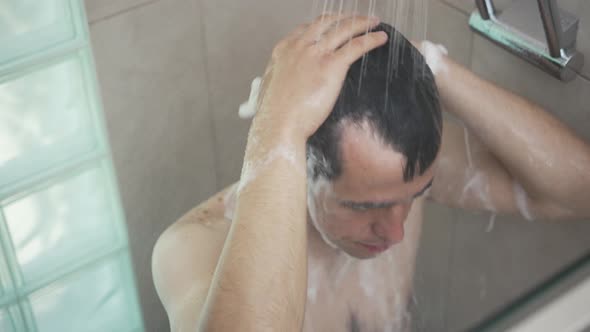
152, 15, 590, 332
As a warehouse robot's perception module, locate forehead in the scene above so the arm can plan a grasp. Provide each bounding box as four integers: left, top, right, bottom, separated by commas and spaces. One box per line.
332, 122, 435, 200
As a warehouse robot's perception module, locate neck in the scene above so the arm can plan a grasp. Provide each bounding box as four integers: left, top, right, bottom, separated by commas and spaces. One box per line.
307, 215, 341, 255
306, 214, 361, 273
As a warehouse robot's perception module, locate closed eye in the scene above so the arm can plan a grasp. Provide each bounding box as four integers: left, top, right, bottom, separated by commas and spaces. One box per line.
340, 201, 370, 211
347, 204, 371, 211
338, 180, 433, 212
340, 201, 396, 211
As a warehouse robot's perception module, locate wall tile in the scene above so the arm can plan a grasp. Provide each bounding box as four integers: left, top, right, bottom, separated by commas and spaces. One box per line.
443, 0, 590, 80
559, 0, 590, 80
89, 0, 217, 331
441, 0, 475, 15
471, 33, 590, 141
444, 23, 590, 331
446, 212, 590, 331
84, 0, 158, 24
413, 201, 457, 332
441, 0, 515, 15
200, 0, 316, 186
427, 0, 474, 68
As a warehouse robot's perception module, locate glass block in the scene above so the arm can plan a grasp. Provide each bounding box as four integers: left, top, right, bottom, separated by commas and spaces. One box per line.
29, 254, 141, 332
0, 305, 22, 332
0, 51, 104, 194
0, 234, 15, 297
0, 308, 14, 331
3, 164, 124, 284
0, 0, 84, 69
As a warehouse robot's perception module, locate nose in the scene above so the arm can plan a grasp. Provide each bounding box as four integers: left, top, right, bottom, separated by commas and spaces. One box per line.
371, 204, 411, 244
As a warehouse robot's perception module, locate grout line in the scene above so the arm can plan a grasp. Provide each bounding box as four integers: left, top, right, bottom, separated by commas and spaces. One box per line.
88, 0, 162, 25
195, 0, 221, 191
437, 0, 590, 83
440, 0, 472, 16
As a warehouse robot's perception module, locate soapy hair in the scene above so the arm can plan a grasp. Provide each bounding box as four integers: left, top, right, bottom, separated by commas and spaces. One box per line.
307, 23, 442, 182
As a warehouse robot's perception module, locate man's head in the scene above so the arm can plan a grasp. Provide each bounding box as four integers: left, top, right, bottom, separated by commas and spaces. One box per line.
306, 23, 442, 259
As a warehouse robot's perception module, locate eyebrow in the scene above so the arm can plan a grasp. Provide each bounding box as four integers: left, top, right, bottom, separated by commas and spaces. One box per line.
339, 179, 434, 210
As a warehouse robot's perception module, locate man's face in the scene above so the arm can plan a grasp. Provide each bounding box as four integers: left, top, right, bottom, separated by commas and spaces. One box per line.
308, 122, 436, 259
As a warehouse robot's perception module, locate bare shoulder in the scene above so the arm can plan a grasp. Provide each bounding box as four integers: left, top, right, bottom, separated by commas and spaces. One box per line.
152, 184, 236, 330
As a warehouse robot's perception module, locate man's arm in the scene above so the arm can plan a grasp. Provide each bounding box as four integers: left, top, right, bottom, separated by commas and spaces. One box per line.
428, 53, 590, 220
196, 15, 388, 332
151, 185, 235, 331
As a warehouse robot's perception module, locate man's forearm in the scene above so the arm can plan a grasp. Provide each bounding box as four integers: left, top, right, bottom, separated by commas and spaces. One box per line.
197, 14, 388, 330
437, 57, 590, 213
198, 129, 308, 331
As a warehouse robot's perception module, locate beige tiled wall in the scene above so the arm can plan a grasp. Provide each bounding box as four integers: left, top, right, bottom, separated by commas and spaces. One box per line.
84, 0, 590, 331
200, 0, 316, 186
86, 1, 217, 331
85, 0, 159, 23
421, 0, 590, 331
442, 0, 516, 15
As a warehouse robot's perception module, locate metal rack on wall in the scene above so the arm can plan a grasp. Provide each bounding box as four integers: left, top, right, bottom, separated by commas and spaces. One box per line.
470, 0, 584, 81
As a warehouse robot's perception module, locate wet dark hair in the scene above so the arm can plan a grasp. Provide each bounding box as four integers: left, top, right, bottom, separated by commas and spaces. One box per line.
306, 23, 442, 183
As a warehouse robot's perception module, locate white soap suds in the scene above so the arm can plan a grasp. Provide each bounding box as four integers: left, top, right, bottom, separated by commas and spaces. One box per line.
238, 76, 262, 119
333, 255, 353, 285
359, 261, 376, 298
419, 41, 448, 76
460, 171, 496, 211
307, 265, 321, 304
306, 149, 341, 250
307, 176, 340, 250
486, 214, 496, 233
513, 182, 534, 221
391, 292, 404, 332
238, 144, 303, 193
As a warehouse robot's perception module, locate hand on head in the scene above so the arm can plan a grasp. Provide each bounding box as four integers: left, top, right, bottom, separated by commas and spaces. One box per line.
252, 14, 389, 144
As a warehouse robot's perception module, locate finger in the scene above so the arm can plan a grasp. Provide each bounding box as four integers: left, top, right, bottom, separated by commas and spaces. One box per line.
336, 31, 388, 65
272, 23, 311, 57
320, 16, 381, 51
302, 14, 347, 43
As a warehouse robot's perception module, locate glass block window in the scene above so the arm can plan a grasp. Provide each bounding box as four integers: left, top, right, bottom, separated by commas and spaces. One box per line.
0, 0, 85, 72
0, 1, 144, 331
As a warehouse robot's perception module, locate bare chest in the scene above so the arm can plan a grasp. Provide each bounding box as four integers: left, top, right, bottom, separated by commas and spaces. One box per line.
303, 255, 411, 332
303, 207, 424, 332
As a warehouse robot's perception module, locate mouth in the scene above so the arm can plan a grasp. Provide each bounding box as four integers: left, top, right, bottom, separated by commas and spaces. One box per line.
358, 242, 391, 254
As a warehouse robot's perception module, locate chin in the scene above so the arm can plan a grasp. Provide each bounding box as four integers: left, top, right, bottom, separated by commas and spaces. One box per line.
341, 247, 379, 260
353, 253, 378, 259
340, 241, 398, 259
